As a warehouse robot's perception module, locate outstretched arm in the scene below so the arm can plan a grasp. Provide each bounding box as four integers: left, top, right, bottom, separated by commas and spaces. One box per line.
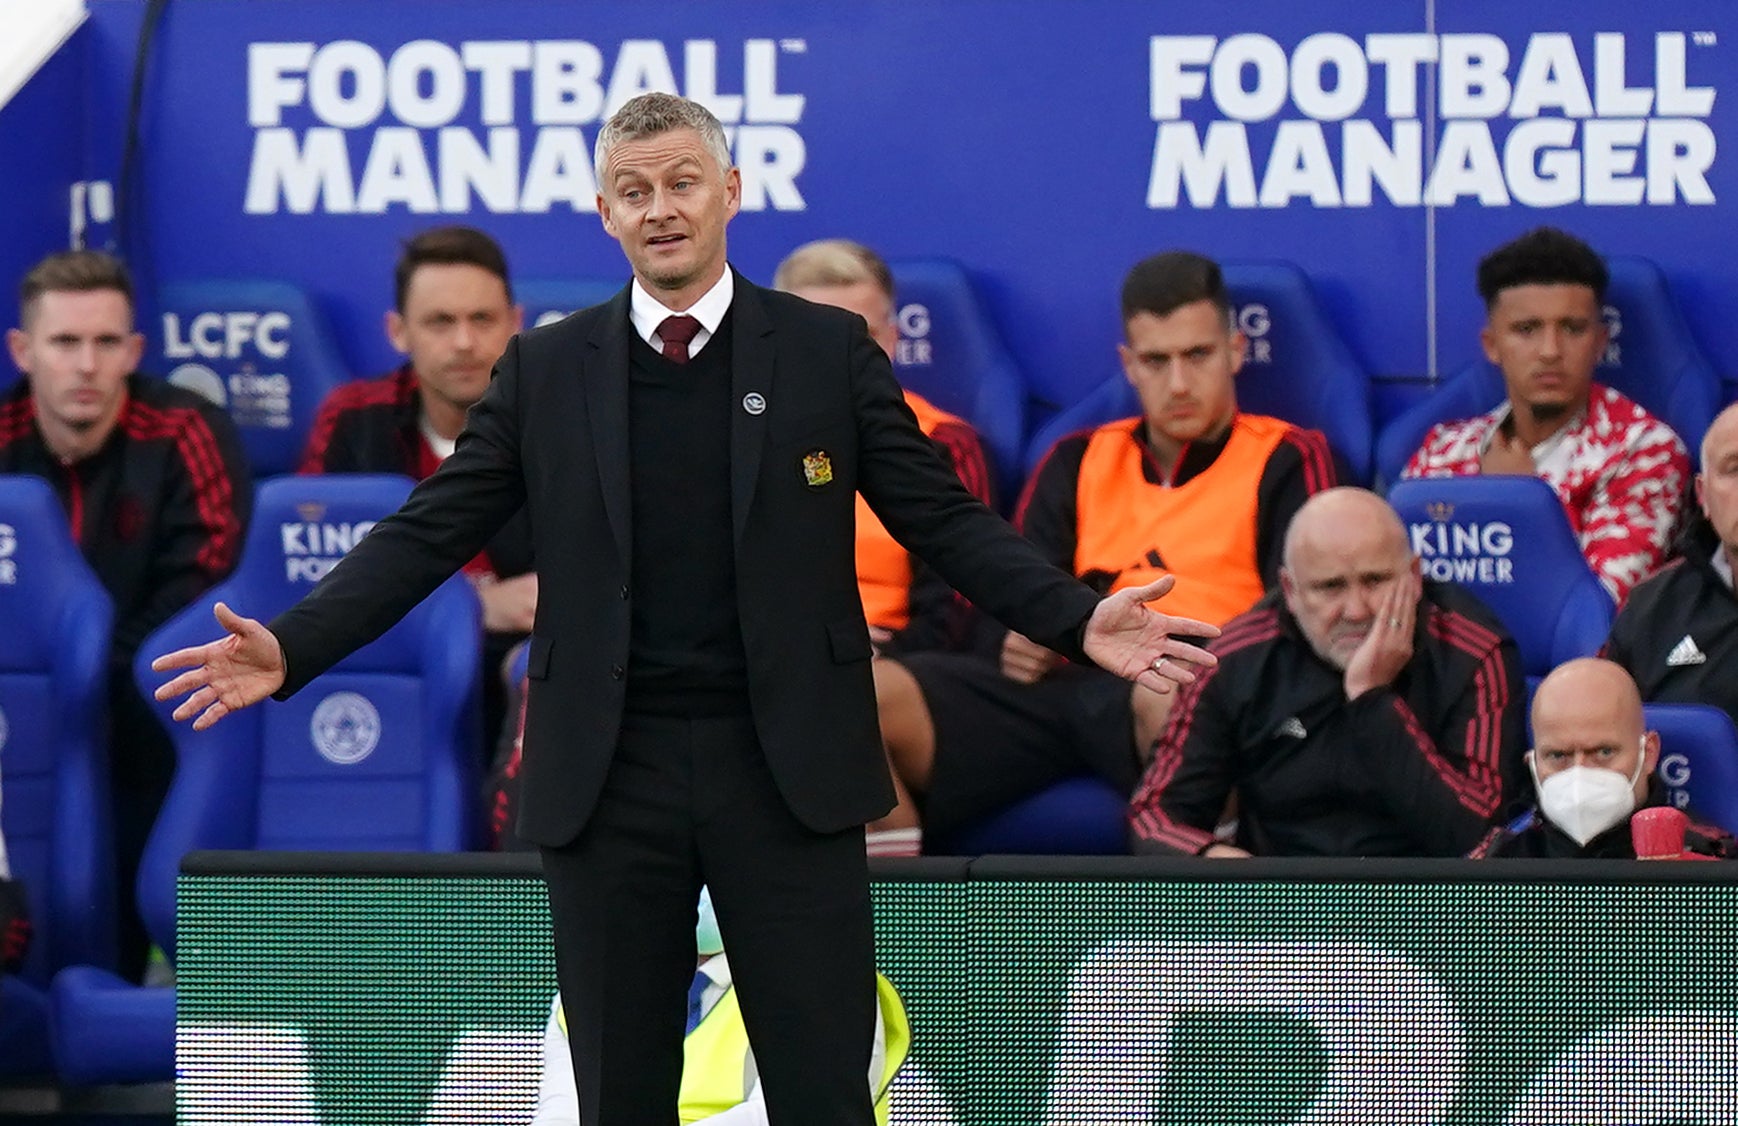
151, 602, 287, 730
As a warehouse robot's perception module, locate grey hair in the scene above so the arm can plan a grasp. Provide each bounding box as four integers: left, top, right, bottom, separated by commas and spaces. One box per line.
594, 92, 733, 181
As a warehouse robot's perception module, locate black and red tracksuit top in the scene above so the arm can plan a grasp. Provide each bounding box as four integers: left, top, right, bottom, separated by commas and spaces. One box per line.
298, 365, 533, 579
0, 374, 251, 669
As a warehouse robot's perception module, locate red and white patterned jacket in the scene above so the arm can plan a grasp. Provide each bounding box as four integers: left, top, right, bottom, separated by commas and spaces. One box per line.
1401, 383, 1689, 604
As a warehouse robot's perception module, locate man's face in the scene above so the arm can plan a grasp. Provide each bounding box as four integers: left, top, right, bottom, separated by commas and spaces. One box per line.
1696, 412, 1738, 555
1281, 517, 1418, 670
1480, 283, 1606, 424
7, 288, 142, 442
386, 263, 520, 416
1531, 709, 1657, 806
596, 128, 741, 301
787, 280, 897, 359
1118, 299, 1244, 446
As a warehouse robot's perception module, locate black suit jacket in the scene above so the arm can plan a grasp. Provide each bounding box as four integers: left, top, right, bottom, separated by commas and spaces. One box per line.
271, 271, 1100, 845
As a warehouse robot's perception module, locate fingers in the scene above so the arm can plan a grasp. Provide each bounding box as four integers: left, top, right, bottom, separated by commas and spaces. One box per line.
1155, 613, 1223, 642
212, 601, 252, 636
1145, 650, 1210, 692
1134, 668, 1176, 696
172, 684, 219, 723
151, 643, 211, 674
1158, 640, 1219, 672
1002, 649, 1056, 685
192, 700, 230, 732
154, 663, 214, 702
1378, 577, 1416, 636
1119, 574, 1177, 604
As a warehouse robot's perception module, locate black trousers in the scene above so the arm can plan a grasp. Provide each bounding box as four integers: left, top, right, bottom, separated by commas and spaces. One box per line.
539, 712, 877, 1126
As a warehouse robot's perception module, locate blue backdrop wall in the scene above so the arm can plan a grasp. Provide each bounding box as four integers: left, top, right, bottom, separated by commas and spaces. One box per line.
2, 0, 1733, 445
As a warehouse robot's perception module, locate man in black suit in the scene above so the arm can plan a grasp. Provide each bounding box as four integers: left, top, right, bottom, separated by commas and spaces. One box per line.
153, 93, 1219, 1126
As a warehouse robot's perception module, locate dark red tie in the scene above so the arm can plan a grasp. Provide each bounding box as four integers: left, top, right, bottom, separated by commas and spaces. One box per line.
657, 315, 702, 364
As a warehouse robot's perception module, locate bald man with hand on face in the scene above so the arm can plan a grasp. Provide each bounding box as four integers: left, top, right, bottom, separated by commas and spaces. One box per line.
1130, 487, 1527, 858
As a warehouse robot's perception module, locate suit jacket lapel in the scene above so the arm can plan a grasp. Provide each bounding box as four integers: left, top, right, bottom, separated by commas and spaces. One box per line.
730, 271, 775, 545
583, 285, 634, 560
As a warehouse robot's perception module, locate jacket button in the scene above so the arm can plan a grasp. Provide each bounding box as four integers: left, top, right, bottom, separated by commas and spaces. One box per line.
610, 664, 625, 680
620, 585, 630, 600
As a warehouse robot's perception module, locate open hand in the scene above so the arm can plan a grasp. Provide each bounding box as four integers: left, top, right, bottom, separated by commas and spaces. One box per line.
151, 602, 287, 730
1082, 575, 1220, 695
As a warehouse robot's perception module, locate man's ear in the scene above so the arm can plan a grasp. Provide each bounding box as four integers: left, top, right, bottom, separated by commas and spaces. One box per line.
6, 328, 29, 373
1480, 320, 1499, 365
1117, 342, 1138, 388
723, 166, 742, 219
385, 309, 408, 355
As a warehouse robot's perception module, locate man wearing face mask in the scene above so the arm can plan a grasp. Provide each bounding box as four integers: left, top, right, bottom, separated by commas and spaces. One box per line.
1471, 658, 1734, 859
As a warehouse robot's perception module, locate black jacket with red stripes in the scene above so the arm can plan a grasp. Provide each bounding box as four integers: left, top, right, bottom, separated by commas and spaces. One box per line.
1470, 780, 1736, 859
1130, 581, 1526, 857
299, 365, 534, 578
0, 374, 250, 669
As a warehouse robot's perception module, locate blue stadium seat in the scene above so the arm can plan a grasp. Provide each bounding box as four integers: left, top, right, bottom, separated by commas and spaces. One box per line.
516, 277, 624, 331
927, 776, 1128, 856
154, 279, 352, 477
0, 476, 116, 1080
1387, 476, 1613, 691
52, 474, 482, 1086
888, 259, 1028, 501
1376, 256, 1720, 483
1022, 261, 1373, 483
1645, 703, 1738, 836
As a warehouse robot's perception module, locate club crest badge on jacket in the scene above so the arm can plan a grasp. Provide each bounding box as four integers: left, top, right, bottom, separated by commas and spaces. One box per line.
802, 449, 833, 487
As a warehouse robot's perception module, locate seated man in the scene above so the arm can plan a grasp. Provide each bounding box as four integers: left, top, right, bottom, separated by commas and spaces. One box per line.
532, 888, 910, 1126
2, 249, 250, 979
773, 239, 993, 657
1472, 658, 1733, 859
1402, 227, 1688, 604
1604, 402, 1738, 716
299, 225, 531, 746
1130, 487, 1525, 857
874, 251, 1342, 854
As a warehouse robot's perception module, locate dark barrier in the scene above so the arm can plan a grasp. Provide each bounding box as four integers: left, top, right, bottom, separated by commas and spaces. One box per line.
177, 852, 1738, 1124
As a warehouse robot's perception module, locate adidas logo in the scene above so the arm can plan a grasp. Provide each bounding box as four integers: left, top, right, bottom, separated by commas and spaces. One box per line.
1666, 635, 1706, 667
1277, 717, 1307, 739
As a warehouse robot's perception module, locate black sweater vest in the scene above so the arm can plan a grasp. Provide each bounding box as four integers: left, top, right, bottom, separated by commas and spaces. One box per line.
623, 314, 749, 715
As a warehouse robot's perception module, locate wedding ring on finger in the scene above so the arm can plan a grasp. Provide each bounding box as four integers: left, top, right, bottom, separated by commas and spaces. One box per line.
1388, 617, 1402, 627
1153, 657, 1168, 676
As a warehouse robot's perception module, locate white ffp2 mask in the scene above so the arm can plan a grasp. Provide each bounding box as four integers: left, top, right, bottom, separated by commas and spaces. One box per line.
1530, 738, 1648, 847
